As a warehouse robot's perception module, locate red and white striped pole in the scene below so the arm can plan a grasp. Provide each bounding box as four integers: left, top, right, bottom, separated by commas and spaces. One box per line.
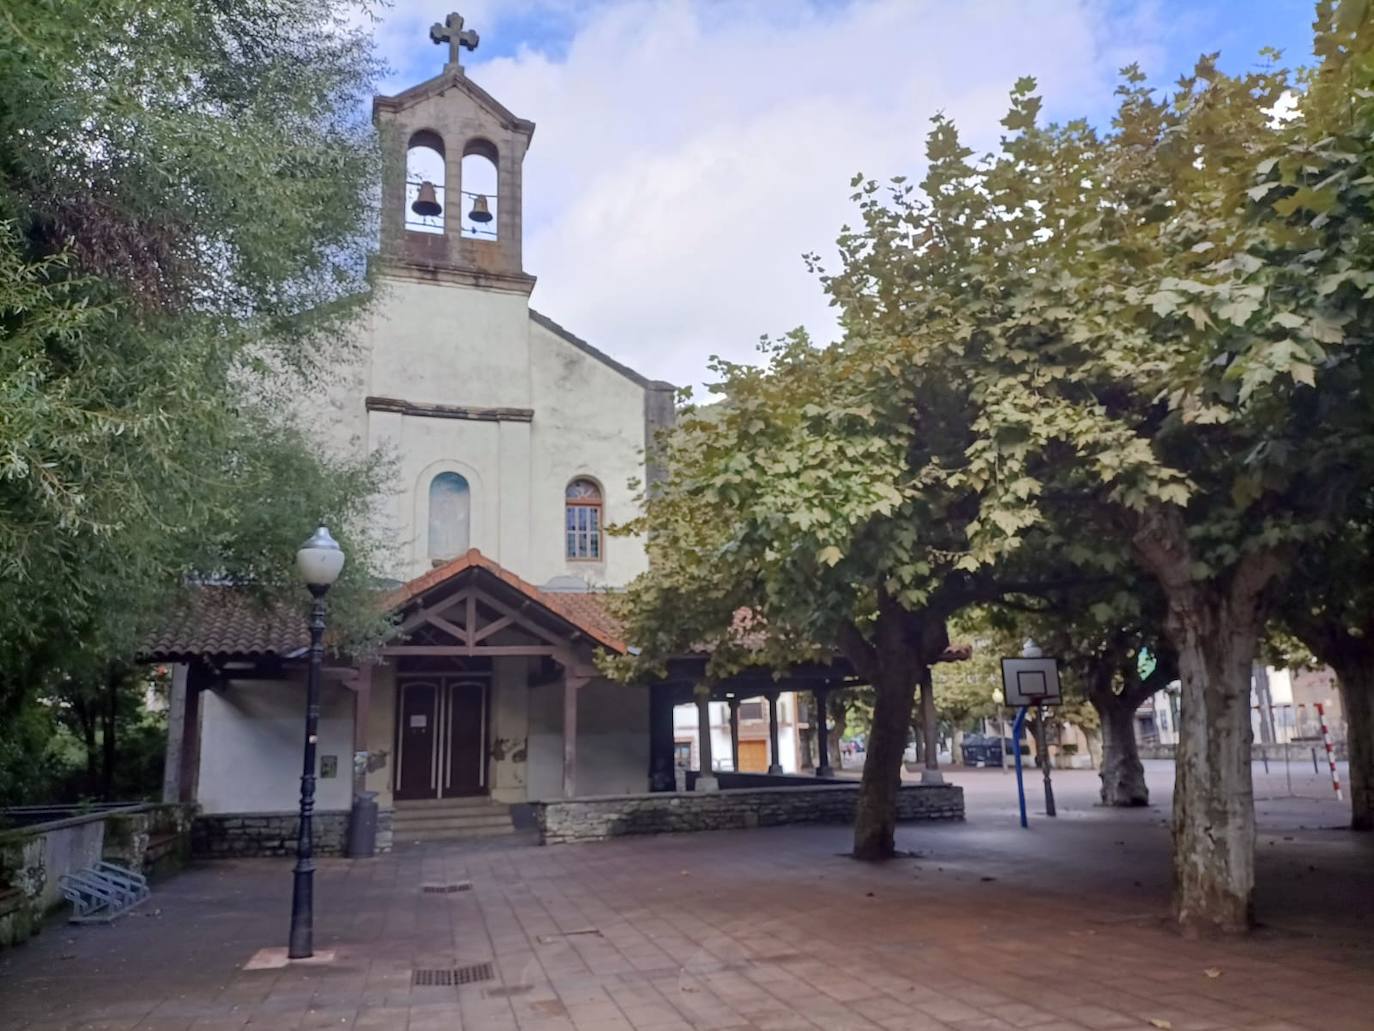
1316, 702, 1343, 801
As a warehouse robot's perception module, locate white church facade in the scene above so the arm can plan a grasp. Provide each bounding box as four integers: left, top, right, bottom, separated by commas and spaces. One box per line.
146, 19, 858, 856
149, 21, 684, 846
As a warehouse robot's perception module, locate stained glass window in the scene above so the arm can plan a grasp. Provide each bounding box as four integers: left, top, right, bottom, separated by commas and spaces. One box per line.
565, 478, 602, 560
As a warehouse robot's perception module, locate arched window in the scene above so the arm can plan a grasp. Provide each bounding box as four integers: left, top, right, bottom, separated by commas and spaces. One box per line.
406, 130, 446, 235
428, 472, 470, 560
460, 138, 499, 240
565, 479, 602, 561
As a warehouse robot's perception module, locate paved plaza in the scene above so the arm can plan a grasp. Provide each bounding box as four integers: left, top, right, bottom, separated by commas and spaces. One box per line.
2, 766, 1371, 1031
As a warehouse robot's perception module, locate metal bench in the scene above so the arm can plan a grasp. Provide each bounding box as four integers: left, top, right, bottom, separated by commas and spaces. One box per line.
59, 861, 150, 924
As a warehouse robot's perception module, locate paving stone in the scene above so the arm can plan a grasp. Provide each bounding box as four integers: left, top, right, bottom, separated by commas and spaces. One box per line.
0, 807, 1371, 1031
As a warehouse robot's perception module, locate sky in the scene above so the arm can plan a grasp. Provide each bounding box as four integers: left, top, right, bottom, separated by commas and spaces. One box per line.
359, 0, 1319, 396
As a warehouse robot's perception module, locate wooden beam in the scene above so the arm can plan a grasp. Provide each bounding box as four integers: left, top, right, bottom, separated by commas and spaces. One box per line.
379, 645, 563, 657
471, 614, 514, 643
425, 613, 471, 645
398, 591, 469, 634
468, 587, 571, 647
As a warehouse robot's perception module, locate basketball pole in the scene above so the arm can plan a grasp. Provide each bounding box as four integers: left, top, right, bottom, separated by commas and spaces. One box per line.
1012, 706, 1030, 829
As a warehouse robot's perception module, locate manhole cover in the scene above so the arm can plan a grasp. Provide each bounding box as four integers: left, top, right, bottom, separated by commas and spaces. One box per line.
412, 963, 494, 986
421, 882, 472, 894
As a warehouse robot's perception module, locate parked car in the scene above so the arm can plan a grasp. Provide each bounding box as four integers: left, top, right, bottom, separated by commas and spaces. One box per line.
960, 734, 1034, 767
960, 733, 1003, 767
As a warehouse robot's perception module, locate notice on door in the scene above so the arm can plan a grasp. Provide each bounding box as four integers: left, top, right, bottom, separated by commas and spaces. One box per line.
409, 714, 428, 729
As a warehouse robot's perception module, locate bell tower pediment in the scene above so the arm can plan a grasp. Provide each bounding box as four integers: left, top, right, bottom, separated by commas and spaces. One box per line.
373, 14, 536, 294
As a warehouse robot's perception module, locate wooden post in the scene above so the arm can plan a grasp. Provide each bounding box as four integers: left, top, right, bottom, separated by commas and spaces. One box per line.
179, 661, 209, 803
694, 685, 718, 791
728, 697, 740, 771
563, 674, 589, 799
161, 664, 189, 804
814, 686, 833, 778
352, 662, 373, 797
648, 683, 677, 792
765, 690, 784, 774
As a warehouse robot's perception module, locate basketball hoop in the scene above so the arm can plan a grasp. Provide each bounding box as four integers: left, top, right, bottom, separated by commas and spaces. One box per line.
1000, 656, 1062, 707
1000, 654, 1062, 827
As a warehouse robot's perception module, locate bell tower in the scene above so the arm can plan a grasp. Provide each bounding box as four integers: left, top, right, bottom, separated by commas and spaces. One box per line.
373, 12, 536, 294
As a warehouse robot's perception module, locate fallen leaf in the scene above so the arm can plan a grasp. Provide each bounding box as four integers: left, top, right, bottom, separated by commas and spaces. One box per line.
1149, 1020, 1173, 1030
1204, 968, 1222, 979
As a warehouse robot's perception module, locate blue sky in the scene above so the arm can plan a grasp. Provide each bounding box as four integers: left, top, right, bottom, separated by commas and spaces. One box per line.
361, 1, 1324, 393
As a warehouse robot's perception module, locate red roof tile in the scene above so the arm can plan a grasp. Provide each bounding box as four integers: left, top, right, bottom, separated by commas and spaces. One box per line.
142, 587, 308, 662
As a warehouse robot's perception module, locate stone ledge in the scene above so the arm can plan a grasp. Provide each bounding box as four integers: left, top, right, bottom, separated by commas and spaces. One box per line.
530, 783, 963, 845
192, 808, 394, 859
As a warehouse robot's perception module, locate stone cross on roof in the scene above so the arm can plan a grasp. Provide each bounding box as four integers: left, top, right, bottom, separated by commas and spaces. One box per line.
430, 12, 479, 70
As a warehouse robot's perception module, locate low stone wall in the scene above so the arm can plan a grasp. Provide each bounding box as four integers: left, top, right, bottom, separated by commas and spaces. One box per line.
531, 783, 963, 845
191, 808, 393, 858
688, 771, 847, 789
0, 804, 193, 949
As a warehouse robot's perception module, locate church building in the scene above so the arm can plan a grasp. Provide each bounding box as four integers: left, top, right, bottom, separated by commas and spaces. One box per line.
148, 16, 684, 848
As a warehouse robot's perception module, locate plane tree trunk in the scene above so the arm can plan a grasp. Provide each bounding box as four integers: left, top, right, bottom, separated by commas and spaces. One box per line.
1086, 640, 1175, 808
841, 592, 949, 861
852, 662, 919, 859
1315, 643, 1374, 831
1134, 510, 1281, 936
1285, 619, 1374, 832
1096, 693, 1149, 806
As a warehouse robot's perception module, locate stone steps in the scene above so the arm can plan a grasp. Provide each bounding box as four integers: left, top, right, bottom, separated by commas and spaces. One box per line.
391, 798, 515, 843
393, 795, 497, 810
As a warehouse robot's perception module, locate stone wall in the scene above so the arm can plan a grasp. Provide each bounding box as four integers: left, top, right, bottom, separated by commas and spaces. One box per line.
191, 808, 393, 858
531, 783, 963, 845
0, 804, 193, 949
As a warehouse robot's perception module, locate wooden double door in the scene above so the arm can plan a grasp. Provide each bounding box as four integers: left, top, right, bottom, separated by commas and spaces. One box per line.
396, 677, 488, 799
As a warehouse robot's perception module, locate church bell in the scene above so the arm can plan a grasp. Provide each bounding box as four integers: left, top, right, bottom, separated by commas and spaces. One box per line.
411, 180, 442, 218
468, 194, 493, 223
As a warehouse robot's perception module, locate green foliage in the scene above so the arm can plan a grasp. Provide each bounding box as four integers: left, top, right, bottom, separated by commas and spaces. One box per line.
825, 40, 1374, 590
0, 701, 68, 807
932, 620, 1007, 729
1275, 484, 1374, 668
0, 1, 393, 766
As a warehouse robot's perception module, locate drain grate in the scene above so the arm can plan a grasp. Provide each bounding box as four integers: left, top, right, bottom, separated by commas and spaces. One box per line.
413, 963, 494, 987
420, 882, 472, 894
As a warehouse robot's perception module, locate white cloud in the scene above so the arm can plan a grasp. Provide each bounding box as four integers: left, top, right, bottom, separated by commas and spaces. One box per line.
367, 1, 1169, 394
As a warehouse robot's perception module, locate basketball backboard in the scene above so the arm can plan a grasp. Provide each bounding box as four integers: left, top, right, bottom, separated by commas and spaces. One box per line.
1001, 656, 1062, 707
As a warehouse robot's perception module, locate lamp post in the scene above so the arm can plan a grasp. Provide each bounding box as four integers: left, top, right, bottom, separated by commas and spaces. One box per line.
992, 687, 1008, 775
288, 525, 345, 960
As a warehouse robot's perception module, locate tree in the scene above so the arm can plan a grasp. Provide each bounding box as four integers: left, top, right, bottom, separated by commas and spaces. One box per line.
604, 329, 1040, 860
1004, 597, 1176, 806
820, 4, 1374, 931
0, 1, 393, 770
1276, 485, 1374, 829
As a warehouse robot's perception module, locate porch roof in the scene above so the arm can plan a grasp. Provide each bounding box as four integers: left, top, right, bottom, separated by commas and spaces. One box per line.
386, 549, 625, 652
140, 550, 625, 663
